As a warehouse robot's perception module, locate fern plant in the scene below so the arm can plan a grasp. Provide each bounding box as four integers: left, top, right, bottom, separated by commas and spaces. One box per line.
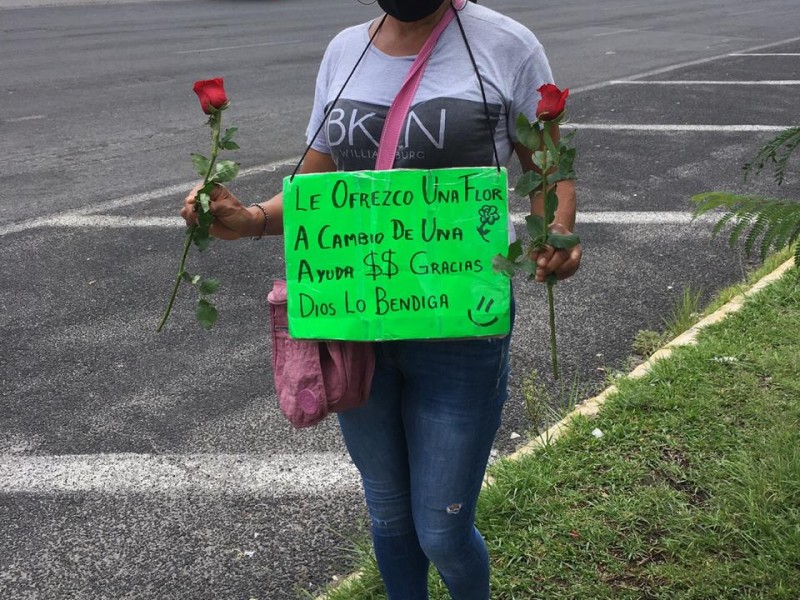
692, 126, 800, 264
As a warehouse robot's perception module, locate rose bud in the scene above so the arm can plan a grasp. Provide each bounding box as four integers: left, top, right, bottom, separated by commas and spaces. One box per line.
536, 83, 569, 122
193, 78, 228, 114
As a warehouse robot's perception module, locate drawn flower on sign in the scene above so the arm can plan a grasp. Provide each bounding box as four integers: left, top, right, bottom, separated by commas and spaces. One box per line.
477, 205, 501, 242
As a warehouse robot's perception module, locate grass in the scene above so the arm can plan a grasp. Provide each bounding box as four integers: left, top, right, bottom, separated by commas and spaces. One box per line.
521, 371, 586, 436
318, 260, 799, 600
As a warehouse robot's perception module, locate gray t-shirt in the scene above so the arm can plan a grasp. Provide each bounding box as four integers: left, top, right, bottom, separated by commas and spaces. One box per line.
306, 1, 554, 172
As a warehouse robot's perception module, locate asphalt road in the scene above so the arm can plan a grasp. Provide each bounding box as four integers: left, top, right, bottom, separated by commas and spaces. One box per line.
1, 0, 799, 598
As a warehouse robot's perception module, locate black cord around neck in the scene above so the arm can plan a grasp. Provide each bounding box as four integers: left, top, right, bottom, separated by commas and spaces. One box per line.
293, 5, 500, 179
452, 4, 501, 172
290, 15, 388, 181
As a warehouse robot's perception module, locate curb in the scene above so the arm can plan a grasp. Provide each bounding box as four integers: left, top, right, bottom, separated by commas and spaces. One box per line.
504, 256, 796, 463
318, 256, 796, 598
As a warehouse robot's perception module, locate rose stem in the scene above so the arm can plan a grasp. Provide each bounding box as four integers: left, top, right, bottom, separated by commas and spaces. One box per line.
156, 111, 222, 332
539, 128, 560, 379
156, 225, 196, 332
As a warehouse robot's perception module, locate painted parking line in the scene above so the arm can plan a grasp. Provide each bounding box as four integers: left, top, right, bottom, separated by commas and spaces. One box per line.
610, 80, 800, 85
0, 158, 300, 238
514, 212, 712, 225
175, 40, 302, 54
40, 215, 181, 228
24, 211, 712, 230
592, 28, 650, 38
730, 53, 800, 56
571, 34, 800, 94
563, 124, 790, 132
0, 452, 360, 495
3, 115, 47, 123
729, 9, 765, 16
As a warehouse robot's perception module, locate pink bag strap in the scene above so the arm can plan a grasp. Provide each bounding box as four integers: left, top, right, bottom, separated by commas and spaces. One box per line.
374, 0, 466, 170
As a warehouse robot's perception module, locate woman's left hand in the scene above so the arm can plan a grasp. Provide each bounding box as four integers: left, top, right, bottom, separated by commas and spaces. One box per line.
529, 223, 582, 282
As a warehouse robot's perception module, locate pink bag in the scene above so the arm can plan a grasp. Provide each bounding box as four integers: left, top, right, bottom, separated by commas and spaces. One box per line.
268, 280, 374, 428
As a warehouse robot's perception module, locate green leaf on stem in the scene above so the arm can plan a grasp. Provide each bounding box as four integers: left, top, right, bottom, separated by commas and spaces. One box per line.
492, 241, 524, 277
492, 254, 517, 277
181, 271, 193, 283
532, 150, 548, 170
191, 153, 210, 178
220, 127, 239, 150
547, 231, 581, 249
515, 171, 544, 197
197, 192, 211, 213
196, 299, 219, 329
544, 187, 559, 229
221, 127, 238, 143
543, 126, 560, 162
525, 214, 547, 247
213, 160, 240, 183
198, 210, 214, 228
560, 131, 576, 144
198, 278, 221, 295
193, 226, 211, 252
199, 181, 216, 196
507, 240, 524, 263
219, 140, 240, 150
516, 259, 538, 278
555, 146, 577, 181
515, 114, 541, 150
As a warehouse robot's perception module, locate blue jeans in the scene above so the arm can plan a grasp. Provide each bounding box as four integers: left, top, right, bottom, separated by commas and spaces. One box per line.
338, 320, 513, 599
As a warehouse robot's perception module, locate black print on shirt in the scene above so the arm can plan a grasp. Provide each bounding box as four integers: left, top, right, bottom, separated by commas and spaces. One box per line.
325, 98, 502, 171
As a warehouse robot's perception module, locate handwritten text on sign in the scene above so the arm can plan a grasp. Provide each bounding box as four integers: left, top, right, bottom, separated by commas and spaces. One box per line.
282, 167, 510, 341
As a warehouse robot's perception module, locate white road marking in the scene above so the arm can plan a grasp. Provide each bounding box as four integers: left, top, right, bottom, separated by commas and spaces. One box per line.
176, 40, 302, 54
513, 211, 712, 225
593, 28, 649, 37
43, 215, 182, 228
730, 53, 800, 56
729, 9, 766, 16
0, 158, 300, 238
26, 211, 712, 230
0, 452, 360, 495
611, 80, 800, 85
3, 115, 47, 123
572, 34, 800, 94
562, 123, 790, 132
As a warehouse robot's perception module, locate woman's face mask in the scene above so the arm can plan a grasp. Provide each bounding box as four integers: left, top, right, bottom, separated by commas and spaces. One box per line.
377, 0, 446, 22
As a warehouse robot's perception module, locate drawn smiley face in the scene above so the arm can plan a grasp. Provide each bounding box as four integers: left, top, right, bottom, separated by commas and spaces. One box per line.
468, 296, 500, 327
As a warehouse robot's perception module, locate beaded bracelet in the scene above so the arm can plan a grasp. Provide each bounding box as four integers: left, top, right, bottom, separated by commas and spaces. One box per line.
250, 203, 269, 240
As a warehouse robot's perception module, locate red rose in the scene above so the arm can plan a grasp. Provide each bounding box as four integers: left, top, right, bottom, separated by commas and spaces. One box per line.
193, 78, 228, 114
536, 83, 569, 121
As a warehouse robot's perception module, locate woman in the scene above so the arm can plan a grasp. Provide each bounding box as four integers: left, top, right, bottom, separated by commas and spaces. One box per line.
182, 1, 581, 598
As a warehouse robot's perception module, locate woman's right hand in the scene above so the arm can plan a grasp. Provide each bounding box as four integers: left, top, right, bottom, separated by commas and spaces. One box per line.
181, 183, 259, 240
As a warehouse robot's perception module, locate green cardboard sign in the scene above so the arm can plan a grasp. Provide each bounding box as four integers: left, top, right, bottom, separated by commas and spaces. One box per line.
282, 167, 510, 341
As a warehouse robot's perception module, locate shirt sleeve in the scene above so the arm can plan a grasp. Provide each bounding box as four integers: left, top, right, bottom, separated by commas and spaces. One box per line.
508, 42, 554, 143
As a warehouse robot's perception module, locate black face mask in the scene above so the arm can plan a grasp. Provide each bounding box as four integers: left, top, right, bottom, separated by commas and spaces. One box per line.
377, 0, 446, 22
